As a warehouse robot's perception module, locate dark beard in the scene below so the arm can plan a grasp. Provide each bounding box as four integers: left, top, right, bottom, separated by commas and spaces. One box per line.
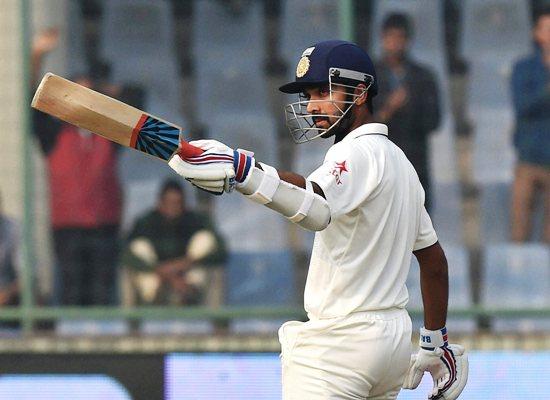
325, 92, 356, 143
322, 105, 355, 143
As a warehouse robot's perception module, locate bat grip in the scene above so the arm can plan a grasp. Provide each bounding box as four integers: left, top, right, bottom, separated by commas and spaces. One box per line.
179, 140, 204, 158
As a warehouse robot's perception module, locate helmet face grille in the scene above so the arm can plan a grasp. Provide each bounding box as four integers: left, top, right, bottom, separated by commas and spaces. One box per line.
283, 75, 369, 144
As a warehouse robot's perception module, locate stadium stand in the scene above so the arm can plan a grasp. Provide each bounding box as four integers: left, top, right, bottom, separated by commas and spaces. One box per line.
226, 251, 294, 306
280, 0, 341, 60
227, 250, 295, 334
193, 0, 268, 120
481, 243, 550, 332
462, 0, 531, 108
100, 0, 183, 125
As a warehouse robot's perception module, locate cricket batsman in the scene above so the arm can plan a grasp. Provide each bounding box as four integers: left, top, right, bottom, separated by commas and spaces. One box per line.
169, 40, 468, 399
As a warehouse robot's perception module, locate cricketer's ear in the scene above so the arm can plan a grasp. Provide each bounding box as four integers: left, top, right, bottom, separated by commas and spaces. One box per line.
354, 83, 368, 105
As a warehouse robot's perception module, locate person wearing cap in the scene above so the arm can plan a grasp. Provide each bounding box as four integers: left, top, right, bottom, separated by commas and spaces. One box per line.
168, 40, 467, 399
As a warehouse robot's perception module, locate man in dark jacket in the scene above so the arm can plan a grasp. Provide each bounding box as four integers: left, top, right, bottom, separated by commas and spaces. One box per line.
374, 13, 441, 211
121, 179, 227, 305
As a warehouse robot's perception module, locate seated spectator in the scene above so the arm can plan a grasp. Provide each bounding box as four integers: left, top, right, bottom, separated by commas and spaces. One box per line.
120, 179, 227, 306
0, 193, 19, 307
510, 6, 550, 244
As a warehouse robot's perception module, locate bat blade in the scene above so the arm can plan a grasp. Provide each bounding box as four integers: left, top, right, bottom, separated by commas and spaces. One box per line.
31, 73, 202, 161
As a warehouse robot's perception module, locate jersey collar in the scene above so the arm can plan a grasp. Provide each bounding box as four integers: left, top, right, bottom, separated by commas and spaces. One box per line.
343, 123, 388, 143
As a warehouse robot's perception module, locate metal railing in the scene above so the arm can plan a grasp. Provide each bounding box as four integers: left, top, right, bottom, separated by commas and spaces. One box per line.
1, 305, 550, 334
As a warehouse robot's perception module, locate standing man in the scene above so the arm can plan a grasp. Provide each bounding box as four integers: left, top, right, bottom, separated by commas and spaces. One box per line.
32, 30, 123, 305
510, 6, 550, 244
169, 40, 467, 399
374, 13, 441, 211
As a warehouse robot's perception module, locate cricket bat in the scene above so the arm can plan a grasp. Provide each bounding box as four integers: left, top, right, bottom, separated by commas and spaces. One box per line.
31, 73, 203, 161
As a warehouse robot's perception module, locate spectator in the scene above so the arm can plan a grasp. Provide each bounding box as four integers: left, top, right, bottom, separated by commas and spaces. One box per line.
120, 179, 227, 306
31, 29, 126, 305
0, 193, 19, 307
510, 7, 550, 244
374, 13, 441, 211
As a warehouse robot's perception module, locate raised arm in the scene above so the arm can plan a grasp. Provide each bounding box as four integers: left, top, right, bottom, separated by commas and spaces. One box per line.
168, 139, 331, 231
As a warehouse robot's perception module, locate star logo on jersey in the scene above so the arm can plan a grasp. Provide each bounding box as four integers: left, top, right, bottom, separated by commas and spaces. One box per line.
330, 160, 348, 185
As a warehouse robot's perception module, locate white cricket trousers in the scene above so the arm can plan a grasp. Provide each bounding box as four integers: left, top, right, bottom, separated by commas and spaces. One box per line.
278, 308, 412, 399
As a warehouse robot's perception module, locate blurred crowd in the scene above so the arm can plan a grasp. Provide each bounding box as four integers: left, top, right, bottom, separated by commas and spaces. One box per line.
0, 0, 548, 317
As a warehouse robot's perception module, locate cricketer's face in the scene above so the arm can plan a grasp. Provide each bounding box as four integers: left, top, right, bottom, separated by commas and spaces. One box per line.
382, 27, 410, 58
303, 84, 349, 132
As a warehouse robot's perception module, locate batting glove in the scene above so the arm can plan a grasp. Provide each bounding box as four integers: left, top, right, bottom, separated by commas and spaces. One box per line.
402, 327, 468, 400
168, 139, 254, 195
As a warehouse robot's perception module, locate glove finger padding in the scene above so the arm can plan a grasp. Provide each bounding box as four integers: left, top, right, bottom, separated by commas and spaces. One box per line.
402, 354, 423, 390
188, 183, 224, 196
429, 345, 468, 400
402, 345, 468, 400
188, 176, 235, 193
186, 178, 225, 195
169, 139, 252, 194
168, 153, 235, 180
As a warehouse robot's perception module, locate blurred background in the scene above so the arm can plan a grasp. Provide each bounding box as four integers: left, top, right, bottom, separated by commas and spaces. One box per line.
0, 0, 549, 398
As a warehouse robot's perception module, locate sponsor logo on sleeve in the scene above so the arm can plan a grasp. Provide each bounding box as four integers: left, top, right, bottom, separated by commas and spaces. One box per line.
330, 161, 348, 185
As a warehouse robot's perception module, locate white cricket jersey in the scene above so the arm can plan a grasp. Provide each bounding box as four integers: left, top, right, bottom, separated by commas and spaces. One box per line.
306, 123, 438, 319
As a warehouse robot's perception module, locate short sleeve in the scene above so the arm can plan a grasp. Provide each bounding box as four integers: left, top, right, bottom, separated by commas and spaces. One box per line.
307, 142, 380, 218
413, 207, 438, 251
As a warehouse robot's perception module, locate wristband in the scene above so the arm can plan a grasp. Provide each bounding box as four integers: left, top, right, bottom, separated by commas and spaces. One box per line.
233, 150, 254, 183
419, 326, 448, 350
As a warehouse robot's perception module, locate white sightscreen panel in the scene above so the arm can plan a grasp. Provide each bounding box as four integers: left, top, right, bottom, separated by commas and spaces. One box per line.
165, 352, 550, 399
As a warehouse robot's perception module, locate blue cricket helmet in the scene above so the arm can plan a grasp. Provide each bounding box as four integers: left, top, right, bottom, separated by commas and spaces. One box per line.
279, 40, 378, 97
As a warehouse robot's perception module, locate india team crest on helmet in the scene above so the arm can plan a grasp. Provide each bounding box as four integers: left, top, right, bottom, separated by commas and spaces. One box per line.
296, 56, 310, 78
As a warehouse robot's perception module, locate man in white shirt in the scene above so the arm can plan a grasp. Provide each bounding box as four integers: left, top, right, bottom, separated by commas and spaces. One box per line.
169, 40, 468, 400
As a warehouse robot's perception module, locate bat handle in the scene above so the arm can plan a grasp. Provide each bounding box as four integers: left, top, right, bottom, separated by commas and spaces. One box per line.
178, 140, 204, 158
